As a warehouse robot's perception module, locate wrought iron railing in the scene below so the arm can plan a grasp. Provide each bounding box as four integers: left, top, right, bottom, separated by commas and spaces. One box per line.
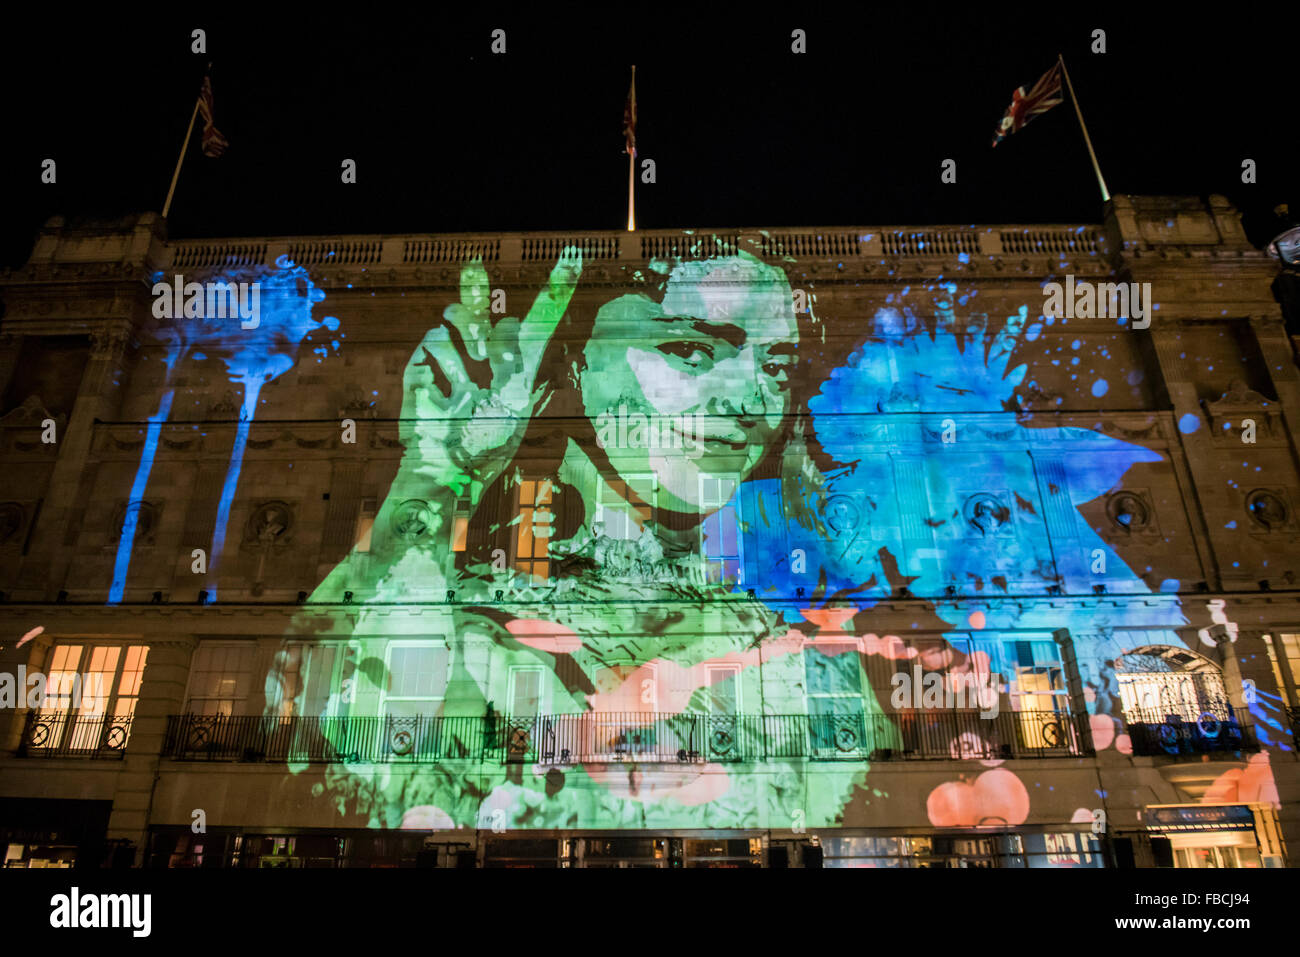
19, 712, 133, 758
163, 709, 1089, 764
1122, 706, 1260, 757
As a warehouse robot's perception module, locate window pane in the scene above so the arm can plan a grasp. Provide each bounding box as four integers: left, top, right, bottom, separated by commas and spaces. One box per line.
707, 668, 739, 714
806, 645, 862, 696
388, 646, 449, 700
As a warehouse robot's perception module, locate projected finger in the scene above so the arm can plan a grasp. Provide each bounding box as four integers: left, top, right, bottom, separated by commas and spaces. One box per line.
444, 301, 490, 363
520, 245, 582, 370
406, 326, 470, 403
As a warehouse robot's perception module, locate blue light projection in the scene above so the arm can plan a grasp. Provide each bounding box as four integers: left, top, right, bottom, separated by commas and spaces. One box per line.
108, 258, 337, 602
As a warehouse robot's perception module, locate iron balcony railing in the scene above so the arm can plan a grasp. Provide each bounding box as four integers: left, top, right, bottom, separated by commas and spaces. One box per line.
163, 709, 1090, 765
1122, 705, 1260, 757
18, 712, 133, 758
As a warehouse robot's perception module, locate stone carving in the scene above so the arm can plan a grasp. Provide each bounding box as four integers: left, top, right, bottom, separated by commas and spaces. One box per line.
110, 500, 160, 544
339, 388, 377, 419
392, 499, 433, 543
208, 391, 241, 416
1245, 489, 1289, 531
1107, 491, 1152, 534
0, 502, 25, 545
246, 501, 293, 545
964, 493, 1010, 536
0, 395, 66, 431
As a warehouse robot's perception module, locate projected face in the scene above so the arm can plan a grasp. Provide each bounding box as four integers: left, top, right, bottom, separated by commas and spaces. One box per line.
581, 258, 797, 513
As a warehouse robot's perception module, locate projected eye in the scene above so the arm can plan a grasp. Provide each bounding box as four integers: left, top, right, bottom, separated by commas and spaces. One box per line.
762, 360, 793, 385
656, 341, 714, 367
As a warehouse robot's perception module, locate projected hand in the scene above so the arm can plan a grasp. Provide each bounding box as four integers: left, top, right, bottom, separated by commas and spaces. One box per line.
400, 247, 583, 496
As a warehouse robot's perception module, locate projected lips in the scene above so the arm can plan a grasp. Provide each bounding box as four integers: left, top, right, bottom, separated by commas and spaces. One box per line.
926, 769, 1031, 827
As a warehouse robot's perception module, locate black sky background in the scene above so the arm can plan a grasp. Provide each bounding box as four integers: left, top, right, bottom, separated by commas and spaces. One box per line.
2, 7, 1296, 268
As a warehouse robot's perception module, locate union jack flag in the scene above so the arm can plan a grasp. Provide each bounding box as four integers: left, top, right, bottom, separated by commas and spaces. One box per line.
622, 67, 636, 156
991, 61, 1063, 147
198, 75, 229, 158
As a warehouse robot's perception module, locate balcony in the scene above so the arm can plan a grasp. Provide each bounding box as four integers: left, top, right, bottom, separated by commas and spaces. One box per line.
162, 709, 1090, 765
18, 713, 133, 758
1122, 707, 1260, 758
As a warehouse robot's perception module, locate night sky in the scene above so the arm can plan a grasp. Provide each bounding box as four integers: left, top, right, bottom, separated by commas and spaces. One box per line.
2, 9, 1295, 267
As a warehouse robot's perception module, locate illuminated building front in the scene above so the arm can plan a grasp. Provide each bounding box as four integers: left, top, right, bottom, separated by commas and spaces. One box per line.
1, 195, 1296, 868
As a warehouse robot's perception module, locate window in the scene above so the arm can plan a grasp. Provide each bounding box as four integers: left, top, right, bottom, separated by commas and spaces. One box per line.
514, 479, 554, 583
705, 665, 740, 715
596, 476, 655, 540
508, 667, 543, 718
700, 475, 742, 584
1005, 639, 1067, 750
33, 643, 149, 752
186, 644, 258, 716
1266, 634, 1300, 707
1004, 640, 1066, 712
1117, 671, 1226, 723
354, 498, 377, 553
381, 644, 449, 718
451, 493, 470, 553
805, 642, 865, 754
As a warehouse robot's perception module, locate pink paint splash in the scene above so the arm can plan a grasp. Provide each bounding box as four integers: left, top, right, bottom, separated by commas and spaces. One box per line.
926, 769, 1030, 827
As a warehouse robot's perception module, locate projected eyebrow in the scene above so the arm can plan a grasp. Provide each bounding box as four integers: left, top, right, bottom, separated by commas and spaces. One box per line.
651, 315, 745, 349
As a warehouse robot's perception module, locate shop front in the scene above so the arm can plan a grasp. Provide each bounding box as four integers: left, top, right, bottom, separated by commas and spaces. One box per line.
1145, 804, 1286, 868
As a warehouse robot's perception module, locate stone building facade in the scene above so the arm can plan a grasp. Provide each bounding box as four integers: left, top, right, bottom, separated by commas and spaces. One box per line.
1, 195, 1297, 868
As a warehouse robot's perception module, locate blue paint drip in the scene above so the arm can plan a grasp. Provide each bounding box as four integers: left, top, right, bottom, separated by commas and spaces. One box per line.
116, 258, 337, 605
108, 389, 174, 602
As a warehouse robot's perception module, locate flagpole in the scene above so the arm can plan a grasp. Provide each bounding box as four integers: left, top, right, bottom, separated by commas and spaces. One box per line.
627, 148, 636, 232
626, 65, 636, 232
162, 95, 202, 220
1057, 53, 1110, 203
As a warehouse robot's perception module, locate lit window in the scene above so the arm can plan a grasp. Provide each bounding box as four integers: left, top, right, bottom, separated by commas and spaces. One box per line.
32, 643, 150, 752
354, 498, 377, 553
1005, 640, 1066, 712
451, 493, 470, 553
514, 479, 553, 583
1005, 639, 1067, 750
700, 475, 742, 584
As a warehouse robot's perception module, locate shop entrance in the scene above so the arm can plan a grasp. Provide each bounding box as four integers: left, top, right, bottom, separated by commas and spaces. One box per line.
582, 837, 675, 868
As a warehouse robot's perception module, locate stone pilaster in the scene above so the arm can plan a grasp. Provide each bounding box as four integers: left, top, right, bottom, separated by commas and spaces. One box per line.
1052, 628, 1096, 752
24, 324, 133, 597
0, 630, 53, 754
0, 333, 22, 403
104, 637, 195, 864
1149, 323, 1228, 587
1249, 314, 1300, 475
